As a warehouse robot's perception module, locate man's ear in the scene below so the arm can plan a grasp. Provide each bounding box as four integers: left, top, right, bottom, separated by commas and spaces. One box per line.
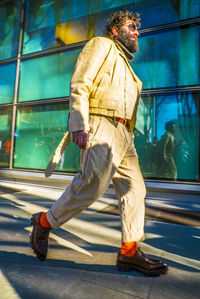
111, 26, 119, 38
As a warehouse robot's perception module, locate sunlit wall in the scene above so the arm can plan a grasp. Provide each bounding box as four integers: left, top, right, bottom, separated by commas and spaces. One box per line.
0, 0, 199, 181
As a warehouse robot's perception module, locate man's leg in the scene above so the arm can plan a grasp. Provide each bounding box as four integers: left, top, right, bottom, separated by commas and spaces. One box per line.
112, 131, 146, 243
30, 116, 118, 260
112, 132, 168, 275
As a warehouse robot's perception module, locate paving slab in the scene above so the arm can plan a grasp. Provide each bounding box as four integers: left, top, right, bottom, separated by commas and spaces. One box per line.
149, 267, 200, 299
0, 181, 199, 299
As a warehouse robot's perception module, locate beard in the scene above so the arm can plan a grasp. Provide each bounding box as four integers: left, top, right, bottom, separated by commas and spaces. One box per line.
117, 29, 138, 53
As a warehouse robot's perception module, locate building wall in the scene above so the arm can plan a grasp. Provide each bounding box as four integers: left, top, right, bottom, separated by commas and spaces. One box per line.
0, 0, 200, 182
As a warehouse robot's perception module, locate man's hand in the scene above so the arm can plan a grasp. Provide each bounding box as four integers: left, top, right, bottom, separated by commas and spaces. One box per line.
72, 131, 88, 150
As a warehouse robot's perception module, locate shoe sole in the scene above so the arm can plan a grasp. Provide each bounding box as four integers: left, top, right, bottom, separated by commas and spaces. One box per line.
116, 262, 168, 276
30, 215, 46, 261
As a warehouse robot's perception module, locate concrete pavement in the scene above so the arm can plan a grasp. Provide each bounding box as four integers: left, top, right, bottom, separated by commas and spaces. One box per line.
0, 180, 199, 299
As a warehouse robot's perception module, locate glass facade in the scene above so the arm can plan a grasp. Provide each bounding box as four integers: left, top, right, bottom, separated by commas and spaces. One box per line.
135, 91, 199, 180
133, 24, 200, 89
18, 49, 81, 102
0, 0, 199, 183
22, 0, 200, 54
0, 62, 17, 104
0, 0, 21, 60
14, 103, 80, 171
0, 108, 12, 167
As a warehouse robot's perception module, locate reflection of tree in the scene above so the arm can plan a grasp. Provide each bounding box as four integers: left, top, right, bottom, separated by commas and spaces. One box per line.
27, 0, 105, 47
86, 0, 103, 39
177, 93, 197, 138
176, 92, 199, 147
52, 0, 66, 24
170, 0, 180, 16
170, 0, 200, 18
138, 90, 199, 180
176, 93, 199, 179
0, 108, 12, 166
139, 93, 165, 143
56, 0, 71, 45
0, 1, 19, 58
0, 2, 18, 35
29, 0, 43, 21
142, 96, 153, 144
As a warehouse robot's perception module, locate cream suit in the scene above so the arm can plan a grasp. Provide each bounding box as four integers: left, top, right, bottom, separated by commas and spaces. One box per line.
47, 36, 146, 243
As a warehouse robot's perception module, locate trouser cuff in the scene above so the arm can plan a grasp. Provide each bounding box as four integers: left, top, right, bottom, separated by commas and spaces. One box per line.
46, 211, 61, 229
122, 232, 145, 243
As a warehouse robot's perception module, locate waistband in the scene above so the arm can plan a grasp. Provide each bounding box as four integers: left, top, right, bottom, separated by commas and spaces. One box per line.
90, 114, 129, 128
114, 117, 128, 126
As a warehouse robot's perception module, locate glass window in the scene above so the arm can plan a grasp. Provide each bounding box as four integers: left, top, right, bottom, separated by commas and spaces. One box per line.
23, 0, 110, 54
23, 0, 200, 54
14, 103, 81, 172
135, 92, 200, 181
18, 49, 81, 102
132, 24, 200, 89
0, 62, 16, 104
23, 0, 132, 54
0, 0, 21, 60
126, 0, 200, 29
0, 107, 12, 167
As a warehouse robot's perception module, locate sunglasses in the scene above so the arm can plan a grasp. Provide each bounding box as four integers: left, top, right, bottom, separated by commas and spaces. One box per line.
127, 23, 139, 33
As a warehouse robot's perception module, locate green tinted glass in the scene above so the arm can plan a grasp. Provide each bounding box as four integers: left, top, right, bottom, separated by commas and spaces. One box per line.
0, 0, 21, 60
133, 24, 200, 89
135, 92, 199, 180
14, 103, 81, 171
18, 49, 81, 102
128, 0, 200, 29
0, 62, 16, 104
23, 0, 131, 54
23, 0, 200, 54
0, 108, 12, 167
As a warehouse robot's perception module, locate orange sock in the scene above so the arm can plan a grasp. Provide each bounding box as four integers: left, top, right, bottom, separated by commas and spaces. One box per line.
40, 212, 51, 228
120, 241, 138, 257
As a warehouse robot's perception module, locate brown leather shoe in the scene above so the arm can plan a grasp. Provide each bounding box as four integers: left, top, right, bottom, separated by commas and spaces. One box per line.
117, 248, 168, 276
30, 212, 50, 261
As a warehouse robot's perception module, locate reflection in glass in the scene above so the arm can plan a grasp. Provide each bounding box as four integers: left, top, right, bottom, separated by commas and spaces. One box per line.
130, 0, 200, 29
14, 103, 81, 171
156, 121, 177, 179
0, 108, 12, 167
135, 92, 199, 180
18, 49, 81, 102
133, 24, 200, 89
0, 62, 17, 104
0, 0, 21, 60
22, 0, 200, 54
23, 0, 107, 54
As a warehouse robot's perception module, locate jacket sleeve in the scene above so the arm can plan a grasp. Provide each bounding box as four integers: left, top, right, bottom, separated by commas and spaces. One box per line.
68, 37, 109, 132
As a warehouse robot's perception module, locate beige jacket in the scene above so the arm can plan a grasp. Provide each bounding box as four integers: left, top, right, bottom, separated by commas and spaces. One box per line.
68, 36, 143, 132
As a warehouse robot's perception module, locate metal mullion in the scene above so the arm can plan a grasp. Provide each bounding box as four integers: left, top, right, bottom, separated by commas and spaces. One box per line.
141, 85, 200, 96
0, 57, 18, 66
8, 16, 200, 63
19, 17, 200, 61
20, 40, 87, 61
140, 17, 200, 35
9, 0, 25, 169
16, 97, 70, 107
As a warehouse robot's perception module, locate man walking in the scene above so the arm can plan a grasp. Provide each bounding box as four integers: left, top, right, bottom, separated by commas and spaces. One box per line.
30, 10, 168, 276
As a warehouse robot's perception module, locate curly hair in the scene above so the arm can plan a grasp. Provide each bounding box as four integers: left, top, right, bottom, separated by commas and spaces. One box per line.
103, 10, 141, 38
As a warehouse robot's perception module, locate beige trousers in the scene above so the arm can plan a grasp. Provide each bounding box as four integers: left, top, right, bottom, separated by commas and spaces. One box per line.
47, 115, 146, 242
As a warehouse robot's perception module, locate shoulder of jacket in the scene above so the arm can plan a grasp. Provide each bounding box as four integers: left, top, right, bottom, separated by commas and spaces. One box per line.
89, 36, 114, 44
86, 36, 118, 51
